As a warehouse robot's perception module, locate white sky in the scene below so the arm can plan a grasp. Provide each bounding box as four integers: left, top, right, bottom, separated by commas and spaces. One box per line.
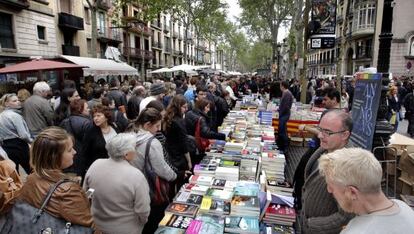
225, 0, 289, 42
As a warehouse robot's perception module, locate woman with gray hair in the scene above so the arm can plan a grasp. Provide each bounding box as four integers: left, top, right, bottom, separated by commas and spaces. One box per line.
319, 148, 414, 234
83, 133, 150, 234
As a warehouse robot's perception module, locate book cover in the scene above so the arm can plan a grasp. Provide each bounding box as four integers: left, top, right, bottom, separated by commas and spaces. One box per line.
266, 204, 296, 218
186, 219, 224, 234
266, 225, 295, 234
225, 217, 259, 233
174, 191, 203, 206
206, 188, 233, 201
211, 179, 226, 188
231, 195, 260, 210
234, 186, 259, 197
159, 213, 194, 229
165, 203, 199, 217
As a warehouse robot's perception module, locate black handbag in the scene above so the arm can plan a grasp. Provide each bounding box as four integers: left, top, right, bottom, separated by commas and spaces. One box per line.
2, 179, 93, 234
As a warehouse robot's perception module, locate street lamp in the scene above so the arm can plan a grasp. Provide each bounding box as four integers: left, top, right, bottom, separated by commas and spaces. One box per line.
276, 43, 282, 80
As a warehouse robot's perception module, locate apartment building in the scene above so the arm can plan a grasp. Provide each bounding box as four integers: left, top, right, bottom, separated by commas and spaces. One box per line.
0, 0, 58, 66
307, 0, 377, 77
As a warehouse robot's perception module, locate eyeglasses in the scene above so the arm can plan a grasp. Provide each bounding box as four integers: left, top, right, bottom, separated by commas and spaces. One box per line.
316, 126, 347, 137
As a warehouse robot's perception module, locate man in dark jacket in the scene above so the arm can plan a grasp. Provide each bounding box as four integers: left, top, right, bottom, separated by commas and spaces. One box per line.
107, 78, 127, 111
277, 81, 294, 152
126, 85, 146, 120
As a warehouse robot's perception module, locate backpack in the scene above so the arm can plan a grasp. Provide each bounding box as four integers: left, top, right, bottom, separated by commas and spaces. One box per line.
1, 179, 93, 234
0, 159, 22, 215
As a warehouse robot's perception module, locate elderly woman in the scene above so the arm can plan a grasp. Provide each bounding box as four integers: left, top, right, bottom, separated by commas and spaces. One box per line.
0, 93, 32, 173
319, 148, 414, 234
17, 127, 96, 230
83, 133, 150, 234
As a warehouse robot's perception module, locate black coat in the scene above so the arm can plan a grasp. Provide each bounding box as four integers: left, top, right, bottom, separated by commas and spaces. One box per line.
107, 89, 127, 109
126, 95, 142, 120
80, 125, 116, 177
165, 117, 189, 170
60, 115, 93, 175
185, 109, 225, 140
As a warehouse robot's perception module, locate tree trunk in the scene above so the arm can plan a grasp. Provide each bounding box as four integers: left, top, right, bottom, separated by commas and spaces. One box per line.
336, 0, 350, 97
299, 0, 310, 103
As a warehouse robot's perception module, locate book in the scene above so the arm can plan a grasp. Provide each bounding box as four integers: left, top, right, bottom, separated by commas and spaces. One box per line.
265, 204, 296, 219
183, 183, 209, 195
165, 202, 199, 218
159, 213, 194, 229
265, 225, 295, 234
224, 216, 260, 234
173, 191, 203, 206
205, 188, 234, 201
189, 175, 214, 186
199, 197, 230, 215
231, 195, 260, 217
210, 178, 226, 189
154, 226, 185, 234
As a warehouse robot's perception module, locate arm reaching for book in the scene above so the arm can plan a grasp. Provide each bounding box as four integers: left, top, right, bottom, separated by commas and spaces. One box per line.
306, 207, 354, 233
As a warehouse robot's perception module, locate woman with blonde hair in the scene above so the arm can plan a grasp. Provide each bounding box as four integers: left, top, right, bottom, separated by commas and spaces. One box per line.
17, 127, 96, 230
387, 85, 401, 130
0, 93, 32, 173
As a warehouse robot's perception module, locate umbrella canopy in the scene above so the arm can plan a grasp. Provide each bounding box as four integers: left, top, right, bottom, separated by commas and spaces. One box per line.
150, 67, 173, 73
0, 59, 86, 74
171, 64, 196, 72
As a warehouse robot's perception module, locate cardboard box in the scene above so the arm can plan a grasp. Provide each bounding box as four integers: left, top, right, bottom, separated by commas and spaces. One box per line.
398, 177, 414, 195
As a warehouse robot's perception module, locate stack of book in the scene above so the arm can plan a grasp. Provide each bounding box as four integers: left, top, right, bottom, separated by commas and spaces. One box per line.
259, 111, 273, 125
189, 175, 214, 187
224, 142, 245, 154
230, 195, 260, 218
261, 152, 286, 181
182, 183, 209, 195
262, 203, 296, 226
266, 180, 293, 197
173, 190, 203, 207
155, 226, 185, 234
239, 158, 258, 181
159, 213, 194, 230
205, 188, 234, 202
193, 164, 216, 177
208, 140, 226, 152
215, 166, 239, 181
165, 202, 199, 218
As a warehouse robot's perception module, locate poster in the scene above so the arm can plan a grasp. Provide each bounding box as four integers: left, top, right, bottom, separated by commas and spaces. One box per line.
350, 73, 382, 150
311, 0, 337, 35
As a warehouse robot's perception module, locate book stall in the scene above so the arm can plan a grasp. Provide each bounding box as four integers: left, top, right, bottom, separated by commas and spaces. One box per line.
155, 106, 296, 234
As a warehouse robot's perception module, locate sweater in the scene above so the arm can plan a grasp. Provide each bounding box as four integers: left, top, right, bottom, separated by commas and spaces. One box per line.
83, 158, 150, 234
0, 108, 32, 143
23, 94, 54, 136
300, 141, 355, 234
130, 130, 176, 181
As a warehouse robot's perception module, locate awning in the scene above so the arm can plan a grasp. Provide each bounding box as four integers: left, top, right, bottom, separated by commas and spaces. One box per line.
0, 58, 85, 74
60, 55, 138, 77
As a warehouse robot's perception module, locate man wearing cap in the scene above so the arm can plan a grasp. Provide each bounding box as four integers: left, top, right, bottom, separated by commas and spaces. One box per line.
139, 82, 166, 113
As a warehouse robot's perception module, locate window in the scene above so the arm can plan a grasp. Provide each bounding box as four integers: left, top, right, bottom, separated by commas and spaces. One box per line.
37, 25, 46, 40
0, 12, 15, 49
409, 36, 414, 56
98, 12, 105, 34
84, 7, 90, 24
356, 2, 375, 30
60, 0, 71, 13
87, 38, 91, 55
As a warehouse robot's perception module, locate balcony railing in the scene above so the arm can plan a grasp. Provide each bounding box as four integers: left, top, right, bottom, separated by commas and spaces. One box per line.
164, 47, 172, 53
123, 47, 143, 59
151, 21, 162, 29
172, 31, 179, 38
1, 0, 29, 10
163, 24, 170, 32
152, 41, 163, 49
144, 50, 154, 60
128, 22, 152, 37
58, 12, 84, 31
178, 34, 184, 40
97, 27, 122, 43
62, 45, 80, 56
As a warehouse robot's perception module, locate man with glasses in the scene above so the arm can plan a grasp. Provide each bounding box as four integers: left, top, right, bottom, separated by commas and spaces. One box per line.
299, 109, 355, 234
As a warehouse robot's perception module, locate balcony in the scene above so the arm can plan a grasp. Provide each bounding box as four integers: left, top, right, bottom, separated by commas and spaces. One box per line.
144, 50, 154, 60
152, 41, 163, 50
351, 25, 375, 40
172, 31, 179, 38
97, 27, 122, 44
62, 45, 80, 56
128, 22, 152, 37
163, 24, 170, 32
337, 15, 343, 24
164, 47, 172, 54
151, 21, 162, 29
173, 49, 181, 56
58, 12, 84, 31
96, 0, 111, 10
178, 33, 184, 41
0, 0, 29, 10
123, 47, 143, 59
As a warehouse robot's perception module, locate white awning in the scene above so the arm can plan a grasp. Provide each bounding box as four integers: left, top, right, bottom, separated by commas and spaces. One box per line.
60, 55, 138, 77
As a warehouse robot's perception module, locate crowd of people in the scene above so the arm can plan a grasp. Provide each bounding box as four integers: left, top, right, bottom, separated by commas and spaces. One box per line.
0, 73, 413, 234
